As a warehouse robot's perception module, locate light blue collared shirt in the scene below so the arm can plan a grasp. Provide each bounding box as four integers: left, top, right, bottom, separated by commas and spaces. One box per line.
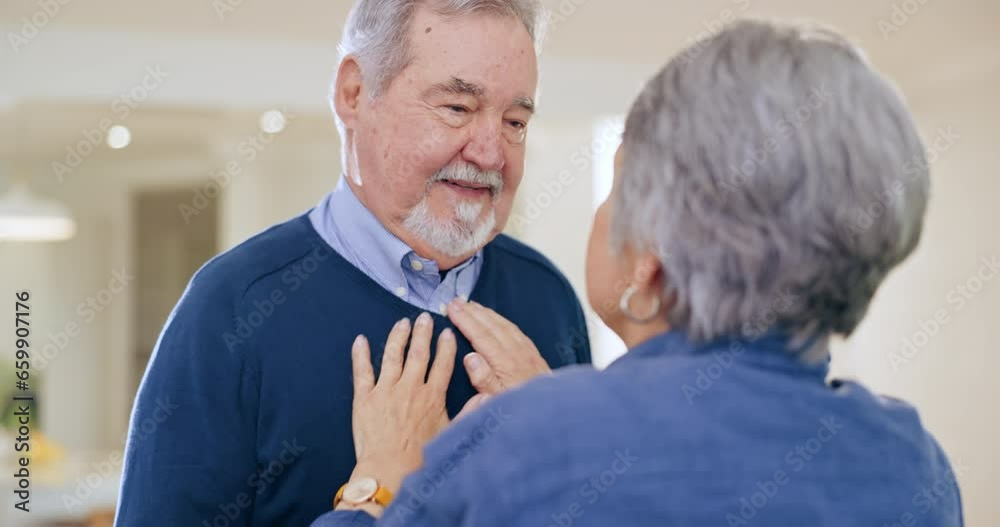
308, 177, 482, 314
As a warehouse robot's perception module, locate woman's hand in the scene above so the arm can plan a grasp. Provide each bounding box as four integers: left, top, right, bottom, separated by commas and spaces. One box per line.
348, 312, 457, 495
447, 299, 552, 396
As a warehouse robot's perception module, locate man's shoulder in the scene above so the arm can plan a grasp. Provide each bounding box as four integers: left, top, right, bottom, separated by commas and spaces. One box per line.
487, 233, 558, 270
486, 234, 575, 293
187, 213, 326, 301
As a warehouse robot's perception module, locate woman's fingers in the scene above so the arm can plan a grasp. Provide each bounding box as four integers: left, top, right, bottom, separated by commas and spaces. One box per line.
378, 317, 411, 385
447, 300, 508, 354
464, 352, 505, 395
457, 301, 526, 361
471, 302, 522, 336
351, 335, 375, 397
450, 300, 551, 392
428, 328, 458, 394
402, 313, 433, 384
446, 299, 489, 341
349, 317, 458, 496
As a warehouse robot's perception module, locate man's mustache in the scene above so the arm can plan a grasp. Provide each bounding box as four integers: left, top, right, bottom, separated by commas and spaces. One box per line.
427, 164, 504, 196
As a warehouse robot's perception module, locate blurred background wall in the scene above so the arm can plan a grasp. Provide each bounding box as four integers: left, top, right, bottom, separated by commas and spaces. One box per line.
0, 0, 997, 525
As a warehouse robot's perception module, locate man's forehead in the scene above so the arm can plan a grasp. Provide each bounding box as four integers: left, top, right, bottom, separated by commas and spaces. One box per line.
404, 8, 538, 109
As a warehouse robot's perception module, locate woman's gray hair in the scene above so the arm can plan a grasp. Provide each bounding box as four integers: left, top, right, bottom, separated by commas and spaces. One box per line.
614, 19, 930, 344
337, 0, 545, 97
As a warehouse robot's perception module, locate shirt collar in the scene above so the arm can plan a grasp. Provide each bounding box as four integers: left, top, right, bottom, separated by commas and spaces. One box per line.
325, 176, 482, 297
329, 176, 412, 285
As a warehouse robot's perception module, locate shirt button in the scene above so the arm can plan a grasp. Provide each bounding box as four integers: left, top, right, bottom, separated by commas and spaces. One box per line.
409, 259, 424, 271
394, 287, 407, 298
438, 303, 448, 314
460, 294, 470, 302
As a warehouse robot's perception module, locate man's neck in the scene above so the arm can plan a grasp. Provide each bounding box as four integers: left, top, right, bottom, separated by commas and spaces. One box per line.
400, 230, 477, 271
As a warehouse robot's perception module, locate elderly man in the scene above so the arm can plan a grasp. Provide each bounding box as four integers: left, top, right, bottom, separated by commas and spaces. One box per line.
114, 1, 590, 526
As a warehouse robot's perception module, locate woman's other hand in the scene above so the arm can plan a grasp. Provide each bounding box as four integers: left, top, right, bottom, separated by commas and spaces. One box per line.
447, 299, 552, 396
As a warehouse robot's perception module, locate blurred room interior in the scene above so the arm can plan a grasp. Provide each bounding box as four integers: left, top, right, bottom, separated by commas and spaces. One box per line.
1, 0, 997, 525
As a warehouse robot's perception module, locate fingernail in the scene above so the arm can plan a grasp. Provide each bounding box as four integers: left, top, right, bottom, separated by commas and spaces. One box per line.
466, 353, 483, 370
353, 335, 366, 348
441, 328, 454, 340
417, 312, 432, 327
395, 318, 410, 330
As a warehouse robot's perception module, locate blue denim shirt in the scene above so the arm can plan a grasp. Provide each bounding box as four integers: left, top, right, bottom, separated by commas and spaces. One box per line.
311, 330, 963, 526
309, 177, 481, 314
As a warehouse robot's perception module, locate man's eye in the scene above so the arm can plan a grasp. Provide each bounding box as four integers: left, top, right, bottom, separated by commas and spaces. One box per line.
446, 105, 470, 114
508, 120, 526, 130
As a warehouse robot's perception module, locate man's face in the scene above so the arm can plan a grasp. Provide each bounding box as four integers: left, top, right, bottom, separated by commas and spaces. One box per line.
348, 6, 538, 262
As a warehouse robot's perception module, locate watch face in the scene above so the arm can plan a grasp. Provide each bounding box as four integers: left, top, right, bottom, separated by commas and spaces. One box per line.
343, 477, 379, 504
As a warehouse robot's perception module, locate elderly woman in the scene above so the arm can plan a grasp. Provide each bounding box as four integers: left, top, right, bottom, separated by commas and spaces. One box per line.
311, 19, 963, 527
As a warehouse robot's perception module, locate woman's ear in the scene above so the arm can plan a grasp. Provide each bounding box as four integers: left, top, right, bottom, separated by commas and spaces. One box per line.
631, 251, 663, 293
333, 57, 364, 130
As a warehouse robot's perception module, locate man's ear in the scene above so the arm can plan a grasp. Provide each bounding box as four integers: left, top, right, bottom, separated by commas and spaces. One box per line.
333, 57, 364, 130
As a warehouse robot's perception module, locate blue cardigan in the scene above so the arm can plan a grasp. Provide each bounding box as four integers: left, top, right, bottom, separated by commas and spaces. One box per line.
313, 330, 963, 526
114, 214, 591, 526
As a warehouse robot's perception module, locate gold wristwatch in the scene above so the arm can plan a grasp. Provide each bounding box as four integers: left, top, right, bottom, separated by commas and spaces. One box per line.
334, 477, 394, 509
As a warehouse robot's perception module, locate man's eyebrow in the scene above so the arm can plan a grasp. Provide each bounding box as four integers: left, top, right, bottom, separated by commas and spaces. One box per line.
512, 95, 535, 114
424, 76, 535, 114
425, 76, 486, 98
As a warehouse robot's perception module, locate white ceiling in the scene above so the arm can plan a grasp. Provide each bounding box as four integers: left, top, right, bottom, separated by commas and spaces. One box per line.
1, 0, 996, 65
1, 0, 998, 169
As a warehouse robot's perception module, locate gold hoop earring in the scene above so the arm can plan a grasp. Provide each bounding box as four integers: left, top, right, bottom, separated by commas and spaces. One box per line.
619, 285, 661, 324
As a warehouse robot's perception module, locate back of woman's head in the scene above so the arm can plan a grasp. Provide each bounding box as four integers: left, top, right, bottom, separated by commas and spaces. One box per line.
614, 19, 929, 346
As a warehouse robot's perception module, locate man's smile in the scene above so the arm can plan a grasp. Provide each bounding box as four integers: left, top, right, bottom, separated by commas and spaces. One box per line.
437, 179, 494, 199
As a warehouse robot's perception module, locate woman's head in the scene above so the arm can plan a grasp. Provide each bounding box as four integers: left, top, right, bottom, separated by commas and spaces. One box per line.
586, 19, 929, 352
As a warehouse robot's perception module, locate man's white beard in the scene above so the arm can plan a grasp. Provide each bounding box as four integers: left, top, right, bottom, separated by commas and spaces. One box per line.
404, 198, 495, 258
403, 165, 501, 258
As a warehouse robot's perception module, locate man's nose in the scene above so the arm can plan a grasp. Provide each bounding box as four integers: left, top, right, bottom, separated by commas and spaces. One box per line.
462, 121, 505, 173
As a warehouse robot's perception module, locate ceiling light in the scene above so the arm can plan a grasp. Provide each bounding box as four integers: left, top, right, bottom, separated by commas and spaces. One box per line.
259, 110, 287, 134
107, 125, 131, 149
0, 182, 77, 242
